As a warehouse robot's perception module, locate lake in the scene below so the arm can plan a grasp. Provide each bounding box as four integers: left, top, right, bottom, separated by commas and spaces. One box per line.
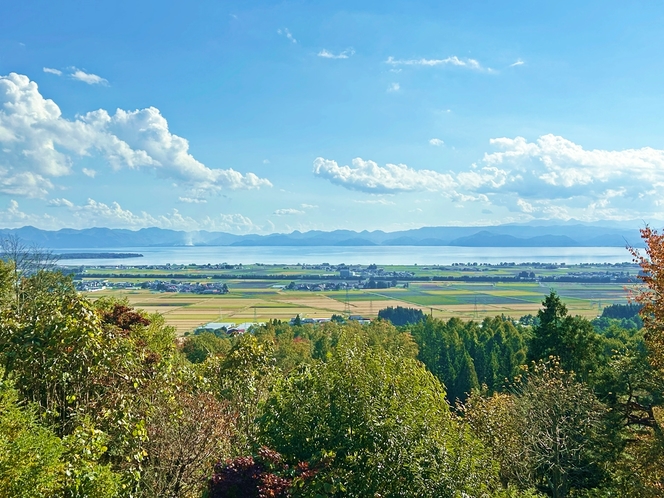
53, 245, 637, 266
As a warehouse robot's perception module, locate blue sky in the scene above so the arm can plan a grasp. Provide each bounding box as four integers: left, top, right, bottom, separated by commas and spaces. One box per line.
1, 0, 664, 233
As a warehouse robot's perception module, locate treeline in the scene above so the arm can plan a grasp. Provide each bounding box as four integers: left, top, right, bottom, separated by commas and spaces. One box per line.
1, 229, 664, 497
77, 272, 638, 284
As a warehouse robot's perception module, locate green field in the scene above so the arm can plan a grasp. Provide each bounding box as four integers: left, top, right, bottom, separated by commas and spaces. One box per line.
79, 261, 638, 334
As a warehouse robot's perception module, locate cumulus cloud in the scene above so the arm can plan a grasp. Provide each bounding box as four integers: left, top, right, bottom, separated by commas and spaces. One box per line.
0, 198, 262, 232
274, 208, 304, 215
43, 67, 62, 76
353, 198, 395, 205
300, 203, 318, 208
387, 83, 400, 93
0, 200, 58, 227
81, 168, 96, 178
386, 55, 483, 70
481, 134, 664, 194
47, 197, 74, 208
314, 134, 664, 221
277, 28, 297, 43
178, 197, 207, 204
70, 68, 108, 85
471, 134, 664, 219
429, 138, 445, 146
313, 157, 456, 193
0, 73, 271, 197
318, 48, 355, 59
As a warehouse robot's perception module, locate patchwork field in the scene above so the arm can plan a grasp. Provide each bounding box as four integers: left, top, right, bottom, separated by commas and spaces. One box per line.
86, 276, 635, 335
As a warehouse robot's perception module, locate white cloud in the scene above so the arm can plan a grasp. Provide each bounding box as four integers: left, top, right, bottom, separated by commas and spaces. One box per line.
314, 133, 664, 221
274, 208, 304, 215
313, 157, 456, 193
277, 28, 297, 44
510, 59, 525, 67
353, 198, 396, 205
0, 73, 271, 197
263, 159, 270, 164
0, 199, 58, 227
300, 203, 318, 208
0, 198, 263, 232
47, 197, 74, 208
429, 138, 445, 146
178, 197, 207, 204
43, 67, 62, 76
474, 134, 664, 219
70, 68, 108, 85
81, 168, 96, 178
318, 48, 355, 59
386, 55, 483, 70
387, 83, 400, 93
516, 198, 534, 213
482, 134, 664, 193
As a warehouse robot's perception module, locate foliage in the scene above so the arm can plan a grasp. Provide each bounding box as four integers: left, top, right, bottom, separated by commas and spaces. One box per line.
259, 333, 499, 497
410, 316, 528, 402
207, 447, 317, 498
0, 271, 118, 435
141, 388, 234, 498
62, 421, 122, 498
182, 332, 230, 363
464, 391, 532, 489
517, 361, 607, 498
466, 360, 608, 498
0, 375, 64, 497
630, 225, 664, 369
206, 334, 278, 455
528, 292, 601, 379
601, 303, 642, 320
378, 305, 425, 326
619, 226, 664, 494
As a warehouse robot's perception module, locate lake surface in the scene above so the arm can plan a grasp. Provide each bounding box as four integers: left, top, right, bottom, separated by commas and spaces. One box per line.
53, 245, 636, 266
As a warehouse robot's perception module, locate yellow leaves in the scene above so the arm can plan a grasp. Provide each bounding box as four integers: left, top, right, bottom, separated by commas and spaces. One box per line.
630, 226, 664, 370
653, 406, 664, 429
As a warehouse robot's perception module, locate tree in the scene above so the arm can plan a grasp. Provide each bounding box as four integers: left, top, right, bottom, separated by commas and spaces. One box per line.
207, 447, 316, 498
206, 334, 278, 455
0, 235, 58, 310
141, 390, 234, 498
0, 374, 64, 497
181, 332, 230, 363
0, 271, 114, 435
410, 316, 527, 402
621, 226, 664, 494
630, 226, 664, 369
259, 333, 498, 497
514, 360, 606, 498
467, 360, 607, 498
529, 292, 601, 379
464, 391, 532, 490
378, 306, 425, 326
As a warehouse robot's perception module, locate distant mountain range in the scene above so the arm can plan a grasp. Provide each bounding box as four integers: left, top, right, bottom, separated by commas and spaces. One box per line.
0, 223, 646, 249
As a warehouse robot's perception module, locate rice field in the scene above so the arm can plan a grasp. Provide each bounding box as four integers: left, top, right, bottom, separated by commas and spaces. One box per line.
87, 278, 634, 335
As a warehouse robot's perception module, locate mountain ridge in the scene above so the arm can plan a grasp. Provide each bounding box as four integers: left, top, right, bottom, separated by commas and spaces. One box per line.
0, 224, 645, 248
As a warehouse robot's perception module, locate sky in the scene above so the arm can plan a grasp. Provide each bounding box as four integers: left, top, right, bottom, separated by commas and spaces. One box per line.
1, 0, 664, 234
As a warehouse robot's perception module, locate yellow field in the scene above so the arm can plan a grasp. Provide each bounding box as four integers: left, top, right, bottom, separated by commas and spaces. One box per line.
86, 278, 631, 335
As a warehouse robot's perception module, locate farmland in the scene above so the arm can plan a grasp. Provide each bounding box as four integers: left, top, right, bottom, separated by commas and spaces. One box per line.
72, 261, 640, 334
